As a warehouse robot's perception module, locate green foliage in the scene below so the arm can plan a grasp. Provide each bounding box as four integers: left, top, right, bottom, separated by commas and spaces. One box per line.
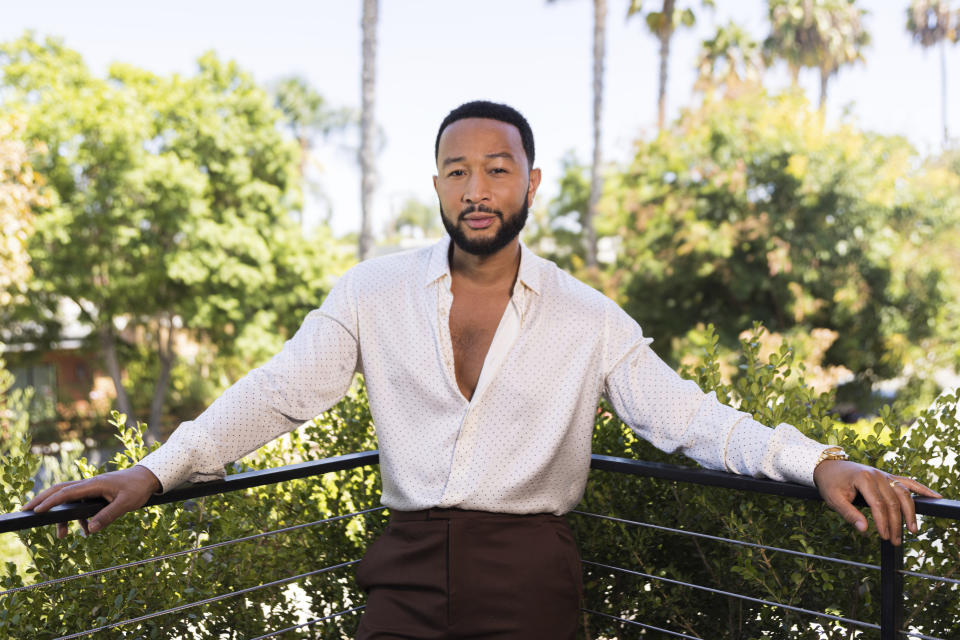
696, 21, 765, 95
906, 0, 960, 48
0, 384, 381, 639
0, 34, 349, 436
577, 324, 959, 638
764, 0, 871, 91
603, 89, 960, 405
383, 196, 441, 241
3, 331, 959, 637
0, 111, 48, 308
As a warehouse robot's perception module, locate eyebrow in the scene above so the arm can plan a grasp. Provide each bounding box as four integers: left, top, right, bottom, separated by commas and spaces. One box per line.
441, 152, 516, 167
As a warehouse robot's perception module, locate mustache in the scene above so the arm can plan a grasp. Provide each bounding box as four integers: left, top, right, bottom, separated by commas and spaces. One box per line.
459, 204, 503, 220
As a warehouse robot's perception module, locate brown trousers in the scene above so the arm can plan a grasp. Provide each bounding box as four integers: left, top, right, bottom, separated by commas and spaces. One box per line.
354, 508, 582, 639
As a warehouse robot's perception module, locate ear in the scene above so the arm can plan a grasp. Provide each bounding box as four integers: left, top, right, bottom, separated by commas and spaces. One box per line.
526, 168, 542, 206
433, 174, 439, 194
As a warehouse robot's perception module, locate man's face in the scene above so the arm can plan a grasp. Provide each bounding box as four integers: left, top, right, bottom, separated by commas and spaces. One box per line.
433, 118, 541, 256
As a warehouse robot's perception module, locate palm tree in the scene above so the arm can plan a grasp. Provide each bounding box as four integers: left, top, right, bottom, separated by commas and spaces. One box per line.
906, 0, 960, 146
272, 76, 354, 228
548, 0, 606, 267
359, 0, 378, 261
764, 0, 870, 110
586, 0, 606, 268
695, 21, 766, 96
628, 0, 714, 130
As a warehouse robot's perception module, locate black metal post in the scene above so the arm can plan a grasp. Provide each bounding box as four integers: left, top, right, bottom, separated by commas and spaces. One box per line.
880, 536, 904, 640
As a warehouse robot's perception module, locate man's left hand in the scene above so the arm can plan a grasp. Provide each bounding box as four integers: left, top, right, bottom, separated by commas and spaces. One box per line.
814, 460, 943, 546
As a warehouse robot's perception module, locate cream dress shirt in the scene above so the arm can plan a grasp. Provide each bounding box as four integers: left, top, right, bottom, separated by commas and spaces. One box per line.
139, 237, 831, 515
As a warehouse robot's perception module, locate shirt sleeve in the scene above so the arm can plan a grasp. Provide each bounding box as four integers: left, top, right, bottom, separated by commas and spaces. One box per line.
601, 305, 830, 487
138, 274, 360, 493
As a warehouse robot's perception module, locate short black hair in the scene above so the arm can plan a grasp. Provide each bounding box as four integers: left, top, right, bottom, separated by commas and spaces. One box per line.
435, 100, 535, 168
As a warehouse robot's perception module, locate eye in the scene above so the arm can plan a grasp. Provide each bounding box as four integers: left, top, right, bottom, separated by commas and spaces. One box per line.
490, 167, 508, 174
447, 169, 465, 177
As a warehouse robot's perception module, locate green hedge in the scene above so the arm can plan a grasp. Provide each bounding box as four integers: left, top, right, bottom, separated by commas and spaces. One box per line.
2, 328, 957, 639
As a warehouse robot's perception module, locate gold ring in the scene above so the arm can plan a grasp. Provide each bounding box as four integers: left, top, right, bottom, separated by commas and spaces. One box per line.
889, 480, 903, 489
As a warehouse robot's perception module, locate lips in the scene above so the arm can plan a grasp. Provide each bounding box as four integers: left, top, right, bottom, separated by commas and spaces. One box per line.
463, 215, 497, 230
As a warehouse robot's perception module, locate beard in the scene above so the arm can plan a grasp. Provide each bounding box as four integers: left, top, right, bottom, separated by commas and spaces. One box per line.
440, 196, 529, 257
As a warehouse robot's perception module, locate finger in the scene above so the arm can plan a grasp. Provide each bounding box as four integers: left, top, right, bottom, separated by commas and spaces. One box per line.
890, 480, 919, 535
87, 498, 131, 534
880, 479, 904, 545
34, 479, 110, 513
856, 476, 892, 541
825, 494, 869, 535
895, 476, 943, 499
22, 481, 81, 511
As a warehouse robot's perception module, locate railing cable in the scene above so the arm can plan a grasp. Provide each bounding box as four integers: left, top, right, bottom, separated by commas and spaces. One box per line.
899, 568, 960, 586
52, 559, 360, 640
897, 630, 949, 640
247, 605, 367, 640
581, 607, 701, 639
582, 559, 881, 631
1, 506, 385, 598
572, 510, 880, 571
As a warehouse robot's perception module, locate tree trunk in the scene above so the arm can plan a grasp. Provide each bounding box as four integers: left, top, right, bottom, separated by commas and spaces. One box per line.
656, 0, 676, 131
99, 324, 134, 426
941, 38, 949, 147
789, 64, 800, 86
818, 67, 828, 110
148, 316, 176, 444
585, 0, 606, 268
298, 135, 310, 230
358, 0, 379, 261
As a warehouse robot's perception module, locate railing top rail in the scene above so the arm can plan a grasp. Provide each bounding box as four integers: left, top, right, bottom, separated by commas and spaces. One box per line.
589, 454, 960, 520
1, 449, 380, 534
4, 450, 956, 534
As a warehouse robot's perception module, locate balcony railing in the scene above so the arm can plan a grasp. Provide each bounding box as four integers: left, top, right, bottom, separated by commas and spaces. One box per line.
2, 450, 958, 639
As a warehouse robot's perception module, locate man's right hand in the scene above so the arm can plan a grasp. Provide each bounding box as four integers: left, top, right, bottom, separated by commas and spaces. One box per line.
21, 465, 161, 538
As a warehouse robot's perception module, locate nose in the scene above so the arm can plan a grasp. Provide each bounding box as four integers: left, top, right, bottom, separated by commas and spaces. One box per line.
462, 172, 490, 204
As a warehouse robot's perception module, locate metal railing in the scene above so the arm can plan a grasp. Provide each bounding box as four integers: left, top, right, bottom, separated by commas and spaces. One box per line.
2, 450, 958, 639
581, 455, 960, 640
1, 451, 382, 639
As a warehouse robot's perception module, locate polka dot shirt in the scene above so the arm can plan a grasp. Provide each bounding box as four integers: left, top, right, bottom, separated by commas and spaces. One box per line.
139, 236, 832, 515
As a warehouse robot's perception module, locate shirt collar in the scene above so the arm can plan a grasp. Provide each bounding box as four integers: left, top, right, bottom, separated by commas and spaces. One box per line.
423, 236, 543, 297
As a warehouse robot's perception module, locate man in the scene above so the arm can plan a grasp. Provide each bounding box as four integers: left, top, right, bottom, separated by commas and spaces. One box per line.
25, 101, 942, 639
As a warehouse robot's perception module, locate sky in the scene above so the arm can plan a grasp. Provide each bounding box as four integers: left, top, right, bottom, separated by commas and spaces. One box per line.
2, 0, 957, 237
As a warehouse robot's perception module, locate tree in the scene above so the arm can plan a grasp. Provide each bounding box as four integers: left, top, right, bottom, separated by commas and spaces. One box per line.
0, 112, 48, 308
1, 35, 344, 441
358, 0, 379, 261
628, 0, 714, 130
764, 0, 871, 109
547, 0, 607, 267
695, 21, 766, 97
606, 89, 959, 405
906, 0, 960, 147
384, 196, 440, 240
272, 76, 356, 229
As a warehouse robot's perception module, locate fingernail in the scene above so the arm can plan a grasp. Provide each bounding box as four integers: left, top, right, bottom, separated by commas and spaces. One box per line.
88, 521, 101, 533
856, 520, 867, 532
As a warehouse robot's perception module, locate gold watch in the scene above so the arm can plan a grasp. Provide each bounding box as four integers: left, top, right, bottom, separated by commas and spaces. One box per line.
815, 446, 849, 467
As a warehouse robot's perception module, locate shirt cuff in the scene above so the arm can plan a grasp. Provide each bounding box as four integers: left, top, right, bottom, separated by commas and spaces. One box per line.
728, 419, 833, 487
137, 421, 226, 493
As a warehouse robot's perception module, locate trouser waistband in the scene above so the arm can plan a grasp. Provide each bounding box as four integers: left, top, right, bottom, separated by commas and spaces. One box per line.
389, 507, 566, 523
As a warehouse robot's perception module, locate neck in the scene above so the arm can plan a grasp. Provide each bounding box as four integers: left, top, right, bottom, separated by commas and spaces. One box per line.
449, 238, 521, 288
